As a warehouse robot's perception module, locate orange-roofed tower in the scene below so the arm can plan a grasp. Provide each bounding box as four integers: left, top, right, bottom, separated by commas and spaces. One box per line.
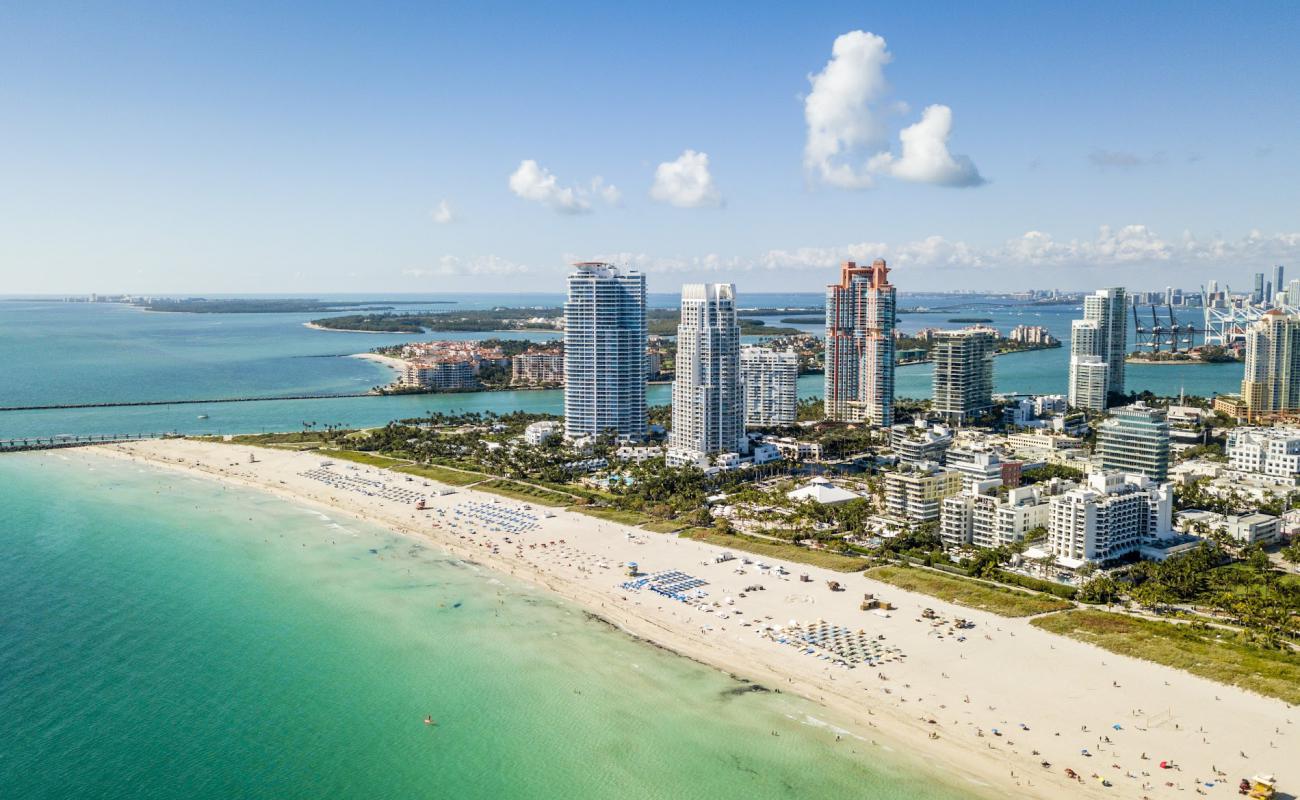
824, 259, 896, 425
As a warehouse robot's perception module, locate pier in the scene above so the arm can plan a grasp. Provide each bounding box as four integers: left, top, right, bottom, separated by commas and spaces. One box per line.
0, 432, 169, 452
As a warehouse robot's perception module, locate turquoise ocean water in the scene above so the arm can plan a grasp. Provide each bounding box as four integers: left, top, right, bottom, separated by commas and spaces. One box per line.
0, 294, 1239, 798
0, 452, 974, 799
0, 295, 1241, 439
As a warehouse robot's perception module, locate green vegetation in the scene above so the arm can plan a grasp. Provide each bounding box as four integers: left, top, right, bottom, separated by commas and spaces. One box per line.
1114, 544, 1300, 644
866, 565, 1074, 617
569, 506, 656, 526
394, 463, 485, 486
1031, 610, 1300, 705
642, 519, 691, 534
319, 449, 411, 468
947, 317, 993, 323
312, 308, 562, 333
372, 337, 540, 360
313, 306, 802, 336
476, 479, 572, 506
682, 529, 867, 572
1021, 463, 1086, 484
736, 307, 821, 317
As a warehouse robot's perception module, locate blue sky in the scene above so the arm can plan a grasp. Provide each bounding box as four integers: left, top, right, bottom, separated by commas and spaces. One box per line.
1, 1, 1297, 295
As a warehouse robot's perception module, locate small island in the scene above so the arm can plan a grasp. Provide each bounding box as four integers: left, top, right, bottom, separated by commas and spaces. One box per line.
133, 298, 454, 314
1126, 345, 1240, 365
311, 307, 804, 337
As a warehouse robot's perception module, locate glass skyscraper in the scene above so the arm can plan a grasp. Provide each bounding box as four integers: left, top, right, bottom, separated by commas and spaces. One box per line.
563, 262, 647, 441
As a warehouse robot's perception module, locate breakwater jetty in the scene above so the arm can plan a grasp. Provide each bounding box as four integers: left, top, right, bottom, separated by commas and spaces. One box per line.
0, 393, 372, 413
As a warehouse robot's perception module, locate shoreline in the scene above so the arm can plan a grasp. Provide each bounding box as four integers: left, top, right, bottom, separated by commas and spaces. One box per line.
304, 321, 564, 337
77, 439, 1293, 800
1125, 358, 1237, 367
349, 351, 406, 376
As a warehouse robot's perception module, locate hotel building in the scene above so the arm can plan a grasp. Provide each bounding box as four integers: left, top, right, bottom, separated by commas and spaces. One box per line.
1047, 472, 1173, 567
1096, 402, 1171, 481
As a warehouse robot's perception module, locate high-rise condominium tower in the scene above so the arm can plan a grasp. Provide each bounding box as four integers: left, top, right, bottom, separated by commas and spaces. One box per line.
1068, 288, 1126, 410
563, 262, 647, 441
668, 283, 744, 462
740, 347, 799, 426
825, 259, 895, 425
1241, 310, 1300, 420
930, 329, 995, 423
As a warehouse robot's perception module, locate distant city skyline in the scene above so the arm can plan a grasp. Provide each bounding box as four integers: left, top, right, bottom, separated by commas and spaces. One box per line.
2, 2, 1298, 294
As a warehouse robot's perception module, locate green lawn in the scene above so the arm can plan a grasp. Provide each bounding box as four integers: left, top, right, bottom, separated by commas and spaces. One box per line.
641, 519, 691, 534
865, 566, 1074, 617
476, 479, 573, 506
568, 506, 656, 526
682, 529, 867, 572
318, 449, 410, 468
1032, 609, 1300, 705
394, 463, 486, 486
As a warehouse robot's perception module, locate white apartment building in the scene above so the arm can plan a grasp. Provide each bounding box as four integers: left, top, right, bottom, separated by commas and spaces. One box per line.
668, 283, 745, 466
768, 437, 823, 462
1048, 472, 1173, 567
943, 445, 1007, 490
614, 445, 664, 463
1226, 427, 1300, 480
512, 351, 564, 385
523, 420, 563, 446
563, 262, 647, 441
890, 420, 954, 465
739, 347, 798, 426
402, 359, 476, 390
1068, 319, 1108, 411
940, 483, 1057, 550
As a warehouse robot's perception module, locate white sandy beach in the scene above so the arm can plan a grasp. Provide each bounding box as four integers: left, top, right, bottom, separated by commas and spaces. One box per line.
91, 439, 1295, 800
349, 351, 406, 376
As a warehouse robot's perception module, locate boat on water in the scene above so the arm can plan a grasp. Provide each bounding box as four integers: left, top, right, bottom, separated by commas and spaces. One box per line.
197, 414, 209, 419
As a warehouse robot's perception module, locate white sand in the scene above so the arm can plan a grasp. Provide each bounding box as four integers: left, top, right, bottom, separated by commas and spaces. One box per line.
94, 439, 1295, 799
349, 351, 406, 376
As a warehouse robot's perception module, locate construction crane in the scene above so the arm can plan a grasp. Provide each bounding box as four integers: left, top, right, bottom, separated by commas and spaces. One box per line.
1132, 304, 1201, 353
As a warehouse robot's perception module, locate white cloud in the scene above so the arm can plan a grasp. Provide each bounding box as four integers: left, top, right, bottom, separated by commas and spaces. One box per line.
403, 255, 530, 278
507, 160, 621, 213
508, 160, 591, 214
430, 199, 454, 224
870, 105, 984, 187
598, 226, 1300, 278
591, 176, 622, 206
803, 30, 892, 188
650, 150, 722, 207
803, 31, 984, 189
